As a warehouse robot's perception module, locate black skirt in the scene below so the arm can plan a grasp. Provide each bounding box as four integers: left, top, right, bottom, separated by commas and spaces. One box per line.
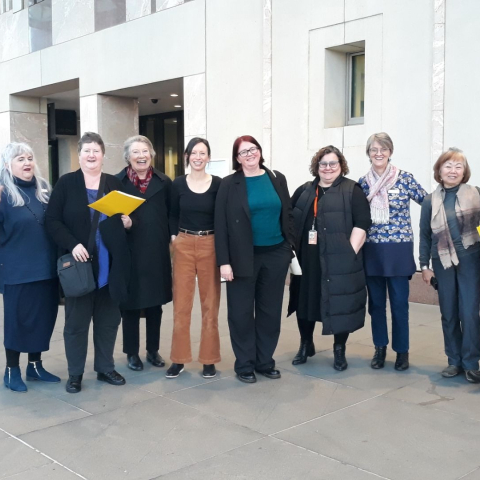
3, 278, 59, 352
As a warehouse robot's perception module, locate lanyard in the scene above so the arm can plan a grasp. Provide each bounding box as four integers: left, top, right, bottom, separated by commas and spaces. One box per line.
311, 186, 319, 230
313, 186, 319, 219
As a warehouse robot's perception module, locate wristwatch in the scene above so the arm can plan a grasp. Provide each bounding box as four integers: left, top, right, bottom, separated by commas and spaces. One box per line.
421, 265, 430, 271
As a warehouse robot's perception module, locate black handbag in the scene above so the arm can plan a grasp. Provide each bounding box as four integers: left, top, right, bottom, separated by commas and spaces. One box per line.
57, 174, 106, 298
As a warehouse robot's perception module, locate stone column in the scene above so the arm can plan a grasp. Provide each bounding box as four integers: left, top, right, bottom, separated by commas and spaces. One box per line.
80, 94, 139, 174
430, 0, 445, 191
0, 96, 49, 176
263, 0, 272, 167
183, 73, 207, 145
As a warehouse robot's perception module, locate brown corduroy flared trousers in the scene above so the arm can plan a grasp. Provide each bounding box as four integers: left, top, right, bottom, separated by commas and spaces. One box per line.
170, 232, 221, 364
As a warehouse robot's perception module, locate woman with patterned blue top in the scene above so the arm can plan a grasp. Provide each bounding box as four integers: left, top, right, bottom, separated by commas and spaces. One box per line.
359, 132, 426, 371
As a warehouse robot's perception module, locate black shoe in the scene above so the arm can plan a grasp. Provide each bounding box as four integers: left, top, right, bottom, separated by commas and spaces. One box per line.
166, 363, 184, 378
371, 346, 387, 369
146, 351, 165, 367
441, 365, 463, 378
292, 340, 316, 365
202, 364, 216, 378
66, 374, 83, 394
127, 354, 143, 371
394, 352, 409, 371
237, 372, 257, 383
333, 343, 348, 371
255, 367, 281, 379
97, 370, 126, 386
465, 370, 480, 383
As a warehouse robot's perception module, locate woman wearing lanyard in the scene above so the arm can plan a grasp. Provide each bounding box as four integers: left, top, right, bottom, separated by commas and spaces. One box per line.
167, 137, 222, 379
288, 145, 371, 369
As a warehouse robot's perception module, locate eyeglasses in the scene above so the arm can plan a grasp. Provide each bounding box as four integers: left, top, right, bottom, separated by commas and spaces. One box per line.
318, 161, 339, 170
238, 147, 259, 158
369, 148, 390, 155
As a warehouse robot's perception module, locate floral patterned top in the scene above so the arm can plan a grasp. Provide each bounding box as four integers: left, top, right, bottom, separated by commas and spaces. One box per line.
358, 170, 427, 244
358, 170, 427, 276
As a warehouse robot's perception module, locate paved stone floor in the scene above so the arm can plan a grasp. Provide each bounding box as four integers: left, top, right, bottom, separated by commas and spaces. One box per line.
1, 286, 480, 480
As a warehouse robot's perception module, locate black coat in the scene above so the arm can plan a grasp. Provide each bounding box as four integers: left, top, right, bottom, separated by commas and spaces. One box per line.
45, 169, 131, 303
117, 168, 173, 309
214, 167, 295, 277
288, 176, 367, 335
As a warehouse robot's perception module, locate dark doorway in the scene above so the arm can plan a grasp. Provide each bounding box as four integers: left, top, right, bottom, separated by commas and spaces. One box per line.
48, 140, 59, 186
139, 111, 184, 179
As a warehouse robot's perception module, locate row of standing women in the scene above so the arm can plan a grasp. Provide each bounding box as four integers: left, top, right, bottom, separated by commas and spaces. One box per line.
2, 131, 480, 393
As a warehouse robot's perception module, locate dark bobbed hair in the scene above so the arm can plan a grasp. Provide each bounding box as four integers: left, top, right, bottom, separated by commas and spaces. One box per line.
232, 135, 265, 172
184, 137, 211, 166
78, 132, 105, 155
309, 145, 349, 177
433, 147, 471, 184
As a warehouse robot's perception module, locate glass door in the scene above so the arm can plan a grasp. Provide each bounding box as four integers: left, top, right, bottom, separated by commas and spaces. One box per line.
139, 111, 184, 179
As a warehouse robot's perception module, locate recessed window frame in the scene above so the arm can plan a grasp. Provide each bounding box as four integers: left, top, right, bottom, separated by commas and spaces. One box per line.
346, 51, 365, 126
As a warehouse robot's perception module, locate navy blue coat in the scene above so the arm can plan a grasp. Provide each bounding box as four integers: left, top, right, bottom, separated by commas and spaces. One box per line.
0, 178, 57, 292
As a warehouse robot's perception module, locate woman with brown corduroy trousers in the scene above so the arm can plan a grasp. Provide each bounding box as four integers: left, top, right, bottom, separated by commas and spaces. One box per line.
167, 137, 222, 379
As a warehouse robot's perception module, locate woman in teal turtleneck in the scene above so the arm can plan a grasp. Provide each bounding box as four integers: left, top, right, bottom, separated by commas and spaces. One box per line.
215, 135, 295, 384
0, 143, 60, 393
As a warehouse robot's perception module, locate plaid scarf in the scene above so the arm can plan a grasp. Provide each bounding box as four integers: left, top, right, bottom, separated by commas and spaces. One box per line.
431, 183, 480, 269
365, 163, 399, 224
127, 165, 153, 194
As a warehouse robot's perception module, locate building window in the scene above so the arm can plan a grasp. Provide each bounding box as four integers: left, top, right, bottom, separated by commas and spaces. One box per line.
95, 0, 126, 32
29, 0, 52, 53
347, 52, 365, 125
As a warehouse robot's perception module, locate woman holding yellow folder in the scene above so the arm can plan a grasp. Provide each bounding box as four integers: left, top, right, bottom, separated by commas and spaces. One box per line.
117, 135, 172, 372
46, 132, 132, 394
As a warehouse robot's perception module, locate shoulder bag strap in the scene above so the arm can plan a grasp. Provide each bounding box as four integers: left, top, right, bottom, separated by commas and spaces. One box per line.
87, 173, 107, 255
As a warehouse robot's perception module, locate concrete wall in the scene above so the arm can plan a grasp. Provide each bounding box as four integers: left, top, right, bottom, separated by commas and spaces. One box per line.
205, 0, 264, 164
444, 0, 480, 188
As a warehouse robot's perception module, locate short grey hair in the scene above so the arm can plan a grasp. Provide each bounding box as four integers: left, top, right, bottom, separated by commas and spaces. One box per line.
365, 132, 394, 157
123, 135, 156, 164
0, 142, 51, 206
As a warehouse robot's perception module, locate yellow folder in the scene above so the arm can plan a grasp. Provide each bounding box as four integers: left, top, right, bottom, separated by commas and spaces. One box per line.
88, 190, 145, 217
477, 226, 480, 236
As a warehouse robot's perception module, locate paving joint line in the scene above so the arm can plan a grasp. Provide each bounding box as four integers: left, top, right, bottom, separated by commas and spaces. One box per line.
269, 392, 385, 437
273, 437, 392, 480
0, 426, 89, 479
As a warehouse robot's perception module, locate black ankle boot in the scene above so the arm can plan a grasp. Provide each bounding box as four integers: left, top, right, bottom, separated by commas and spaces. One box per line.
292, 340, 315, 365
371, 346, 387, 369
333, 343, 348, 371
394, 352, 409, 371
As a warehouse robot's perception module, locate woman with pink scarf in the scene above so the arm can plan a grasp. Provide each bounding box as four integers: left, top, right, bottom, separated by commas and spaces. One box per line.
359, 133, 426, 371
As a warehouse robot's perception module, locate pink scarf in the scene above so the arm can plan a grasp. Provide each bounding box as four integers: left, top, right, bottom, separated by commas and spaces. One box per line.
365, 163, 399, 224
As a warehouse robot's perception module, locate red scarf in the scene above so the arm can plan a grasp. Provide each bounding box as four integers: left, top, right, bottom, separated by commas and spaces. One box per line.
127, 165, 153, 194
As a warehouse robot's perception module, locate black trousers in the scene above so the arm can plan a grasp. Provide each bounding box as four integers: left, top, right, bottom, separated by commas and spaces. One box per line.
226, 243, 291, 374
297, 317, 349, 345
122, 306, 162, 355
5, 349, 41, 368
64, 286, 121, 375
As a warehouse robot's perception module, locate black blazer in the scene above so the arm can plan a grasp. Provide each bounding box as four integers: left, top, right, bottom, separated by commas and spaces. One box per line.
45, 169, 126, 282
214, 166, 295, 277
117, 167, 173, 309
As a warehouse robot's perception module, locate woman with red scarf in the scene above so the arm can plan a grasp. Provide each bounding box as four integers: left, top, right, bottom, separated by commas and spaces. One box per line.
117, 135, 172, 372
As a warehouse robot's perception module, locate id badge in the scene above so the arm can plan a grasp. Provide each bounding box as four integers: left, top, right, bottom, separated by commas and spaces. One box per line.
308, 229, 318, 245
